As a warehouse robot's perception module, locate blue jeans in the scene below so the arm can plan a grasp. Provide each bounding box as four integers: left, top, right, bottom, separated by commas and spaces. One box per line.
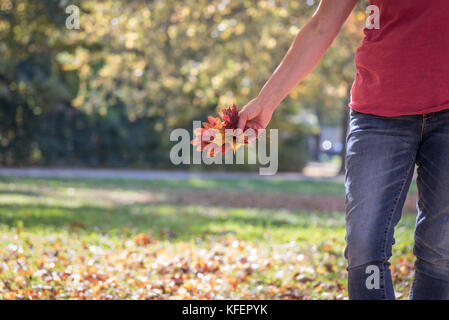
344, 108, 449, 300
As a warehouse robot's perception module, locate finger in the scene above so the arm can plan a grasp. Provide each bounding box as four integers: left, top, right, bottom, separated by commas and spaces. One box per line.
246, 120, 263, 130
237, 111, 248, 131
243, 122, 258, 143
246, 121, 263, 134
246, 121, 264, 138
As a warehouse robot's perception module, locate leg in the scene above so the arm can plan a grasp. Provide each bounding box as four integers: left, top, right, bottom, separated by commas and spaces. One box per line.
344, 109, 421, 299
410, 109, 449, 300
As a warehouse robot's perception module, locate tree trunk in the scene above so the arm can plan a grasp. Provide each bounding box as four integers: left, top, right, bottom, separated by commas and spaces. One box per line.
314, 107, 323, 161
313, 133, 320, 161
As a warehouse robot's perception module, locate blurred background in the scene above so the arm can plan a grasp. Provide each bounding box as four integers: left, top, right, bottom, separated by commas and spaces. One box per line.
0, 0, 418, 300
0, 0, 371, 174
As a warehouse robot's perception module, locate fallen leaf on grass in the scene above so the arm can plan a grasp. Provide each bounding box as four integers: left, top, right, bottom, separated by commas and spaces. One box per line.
133, 234, 152, 246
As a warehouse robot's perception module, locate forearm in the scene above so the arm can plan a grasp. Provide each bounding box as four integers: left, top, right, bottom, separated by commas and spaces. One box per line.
256, 18, 340, 111
237, 0, 357, 131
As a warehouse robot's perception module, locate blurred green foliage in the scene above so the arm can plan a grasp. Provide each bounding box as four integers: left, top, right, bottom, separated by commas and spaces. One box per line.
0, 0, 366, 170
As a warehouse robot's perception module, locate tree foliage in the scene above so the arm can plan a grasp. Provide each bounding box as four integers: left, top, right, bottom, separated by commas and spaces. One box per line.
0, 0, 366, 170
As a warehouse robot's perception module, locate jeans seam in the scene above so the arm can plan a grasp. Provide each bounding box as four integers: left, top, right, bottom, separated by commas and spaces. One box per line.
420, 115, 426, 142
413, 267, 449, 283
381, 155, 416, 299
380, 264, 386, 300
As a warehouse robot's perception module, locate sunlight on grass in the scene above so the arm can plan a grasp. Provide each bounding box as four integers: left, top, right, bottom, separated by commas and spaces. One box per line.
0, 177, 416, 299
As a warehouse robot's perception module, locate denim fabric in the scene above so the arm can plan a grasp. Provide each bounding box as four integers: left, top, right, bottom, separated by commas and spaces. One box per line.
344, 108, 449, 300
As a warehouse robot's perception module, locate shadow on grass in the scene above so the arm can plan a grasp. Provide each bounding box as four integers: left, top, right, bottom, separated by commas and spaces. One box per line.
0, 176, 348, 196
0, 190, 42, 197
0, 202, 345, 241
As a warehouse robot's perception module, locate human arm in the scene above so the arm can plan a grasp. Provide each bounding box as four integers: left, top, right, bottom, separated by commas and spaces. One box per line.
237, 0, 358, 131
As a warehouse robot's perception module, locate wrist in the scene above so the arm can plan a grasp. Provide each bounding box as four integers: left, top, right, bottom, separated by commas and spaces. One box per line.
255, 94, 279, 113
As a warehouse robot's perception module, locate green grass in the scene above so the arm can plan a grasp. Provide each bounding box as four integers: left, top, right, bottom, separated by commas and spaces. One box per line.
0, 175, 418, 195
0, 176, 417, 299
0, 176, 348, 195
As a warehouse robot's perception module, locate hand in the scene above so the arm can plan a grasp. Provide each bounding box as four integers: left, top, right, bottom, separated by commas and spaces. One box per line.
237, 97, 275, 132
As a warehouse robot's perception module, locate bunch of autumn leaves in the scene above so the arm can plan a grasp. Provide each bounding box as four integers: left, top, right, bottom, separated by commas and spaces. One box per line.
191, 105, 261, 157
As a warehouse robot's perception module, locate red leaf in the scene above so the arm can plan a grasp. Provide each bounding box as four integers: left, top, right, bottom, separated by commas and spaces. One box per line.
220, 104, 239, 129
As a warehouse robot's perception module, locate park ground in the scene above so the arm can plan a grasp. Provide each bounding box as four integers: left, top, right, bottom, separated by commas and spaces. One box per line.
0, 172, 418, 299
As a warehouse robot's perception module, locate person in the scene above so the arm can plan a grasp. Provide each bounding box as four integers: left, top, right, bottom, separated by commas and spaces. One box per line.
237, 0, 449, 300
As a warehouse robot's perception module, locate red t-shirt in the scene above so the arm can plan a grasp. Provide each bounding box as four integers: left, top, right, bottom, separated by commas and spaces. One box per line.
349, 0, 449, 116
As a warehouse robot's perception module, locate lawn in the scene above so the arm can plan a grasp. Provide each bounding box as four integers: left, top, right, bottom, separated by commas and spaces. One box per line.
0, 176, 418, 299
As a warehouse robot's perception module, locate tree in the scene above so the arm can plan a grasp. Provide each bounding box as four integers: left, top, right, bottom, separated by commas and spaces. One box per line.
0, 0, 367, 171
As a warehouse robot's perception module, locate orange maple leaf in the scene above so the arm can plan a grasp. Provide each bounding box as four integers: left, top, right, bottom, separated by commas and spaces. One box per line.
191, 104, 259, 157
